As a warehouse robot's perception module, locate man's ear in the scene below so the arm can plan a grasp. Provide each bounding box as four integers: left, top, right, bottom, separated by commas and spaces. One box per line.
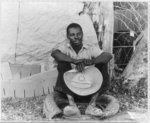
66, 34, 69, 38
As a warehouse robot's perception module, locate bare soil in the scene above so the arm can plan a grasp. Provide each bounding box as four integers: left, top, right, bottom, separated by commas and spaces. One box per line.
1, 79, 147, 121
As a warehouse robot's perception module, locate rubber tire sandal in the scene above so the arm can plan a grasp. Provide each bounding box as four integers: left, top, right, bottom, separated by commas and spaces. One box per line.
85, 105, 103, 116
63, 105, 81, 117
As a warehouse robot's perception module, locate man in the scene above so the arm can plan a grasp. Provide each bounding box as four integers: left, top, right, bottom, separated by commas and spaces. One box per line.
51, 23, 112, 117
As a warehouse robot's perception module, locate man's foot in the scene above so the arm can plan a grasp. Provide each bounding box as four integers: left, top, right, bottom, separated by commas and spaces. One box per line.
63, 105, 81, 117
85, 104, 103, 116
52, 112, 63, 119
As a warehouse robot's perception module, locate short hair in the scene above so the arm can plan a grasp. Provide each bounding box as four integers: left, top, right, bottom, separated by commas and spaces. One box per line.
66, 23, 83, 36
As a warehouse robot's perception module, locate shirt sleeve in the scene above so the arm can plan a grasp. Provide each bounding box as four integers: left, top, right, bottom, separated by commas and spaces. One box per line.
90, 43, 103, 58
52, 41, 67, 54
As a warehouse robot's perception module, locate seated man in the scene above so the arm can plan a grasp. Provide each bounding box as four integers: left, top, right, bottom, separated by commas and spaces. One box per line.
51, 23, 112, 117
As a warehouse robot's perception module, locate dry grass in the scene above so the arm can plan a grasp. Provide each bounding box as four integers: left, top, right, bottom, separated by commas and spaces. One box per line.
1, 95, 48, 121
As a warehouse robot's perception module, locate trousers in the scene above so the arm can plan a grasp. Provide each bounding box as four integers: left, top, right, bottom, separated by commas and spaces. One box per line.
54, 62, 110, 97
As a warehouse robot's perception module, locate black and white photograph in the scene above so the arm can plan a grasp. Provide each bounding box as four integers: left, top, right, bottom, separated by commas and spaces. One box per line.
0, 0, 148, 122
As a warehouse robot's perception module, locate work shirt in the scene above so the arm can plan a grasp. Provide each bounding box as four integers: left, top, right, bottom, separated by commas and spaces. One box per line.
52, 39, 103, 67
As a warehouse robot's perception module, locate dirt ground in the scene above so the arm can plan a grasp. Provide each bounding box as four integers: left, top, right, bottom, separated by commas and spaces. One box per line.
1, 77, 147, 122
1, 90, 147, 122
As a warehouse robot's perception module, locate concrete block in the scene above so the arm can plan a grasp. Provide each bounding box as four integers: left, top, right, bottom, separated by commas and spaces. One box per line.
1, 69, 58, 98
2, 81, 15, 97
9, 63, 41, 79
1, 62, 12, 81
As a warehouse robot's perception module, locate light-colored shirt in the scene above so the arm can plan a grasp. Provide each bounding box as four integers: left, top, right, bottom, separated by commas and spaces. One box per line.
52, 39, 103, 67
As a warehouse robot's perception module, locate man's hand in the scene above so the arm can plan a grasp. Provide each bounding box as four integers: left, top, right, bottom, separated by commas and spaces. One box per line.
72, 59, 84, 65
83, 59, 94, 66
76, 62, 85, 72
71, 59, 85, 72
72, 59, 94, 72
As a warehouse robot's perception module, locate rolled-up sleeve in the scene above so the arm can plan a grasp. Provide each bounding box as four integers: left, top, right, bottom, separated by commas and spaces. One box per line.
90, 44, 103, 58
51, 41, 67, 67
52, 41, 67, 54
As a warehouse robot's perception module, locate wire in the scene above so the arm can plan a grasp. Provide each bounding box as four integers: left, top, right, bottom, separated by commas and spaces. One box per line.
15, 0, 21, 62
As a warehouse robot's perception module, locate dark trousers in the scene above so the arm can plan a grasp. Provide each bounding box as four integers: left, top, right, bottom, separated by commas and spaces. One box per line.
53, 62, 110, 109
54, 62, 109, 97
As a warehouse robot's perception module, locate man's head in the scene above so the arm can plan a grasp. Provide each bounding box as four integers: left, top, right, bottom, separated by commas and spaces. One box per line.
66, 23, 83, 46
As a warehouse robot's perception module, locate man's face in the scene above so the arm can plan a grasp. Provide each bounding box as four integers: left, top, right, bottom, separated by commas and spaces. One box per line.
67, 27, 83, 46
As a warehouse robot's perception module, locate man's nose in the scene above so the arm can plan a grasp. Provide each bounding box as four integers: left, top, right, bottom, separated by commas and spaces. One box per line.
74, 35, 78, 39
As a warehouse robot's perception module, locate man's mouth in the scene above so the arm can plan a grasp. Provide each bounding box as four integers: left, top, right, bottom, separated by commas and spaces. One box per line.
73, 41, 81, 45
70, 39, 82, 45
74, 39, 82, 42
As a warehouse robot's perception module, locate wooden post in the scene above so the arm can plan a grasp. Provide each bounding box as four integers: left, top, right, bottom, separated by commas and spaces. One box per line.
99, 2, 114, 79
82, 2, 114, 79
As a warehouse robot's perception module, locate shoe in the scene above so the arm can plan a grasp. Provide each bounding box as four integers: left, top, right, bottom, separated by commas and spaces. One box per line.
63, 105, 81, 117
85, 105, 103, 116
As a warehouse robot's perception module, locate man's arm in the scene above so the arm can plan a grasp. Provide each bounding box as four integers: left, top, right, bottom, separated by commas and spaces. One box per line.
51, 49, 85, 72
92, 52, 113, 64
83, 52, 113, 66
51, 49, 84, 65
51, 49, 74, 63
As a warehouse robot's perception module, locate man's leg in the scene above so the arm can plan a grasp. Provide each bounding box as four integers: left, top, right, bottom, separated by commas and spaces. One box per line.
85, 93, 103, 116
54, 91, 69, 110
85, 63, 110, 116
95, 63, 110, 95
54, 62, 80, 117
54, 62, 75, 96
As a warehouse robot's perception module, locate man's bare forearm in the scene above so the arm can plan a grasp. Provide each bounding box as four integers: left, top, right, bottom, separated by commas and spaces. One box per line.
51, 50, 84, 65
51, 50, 74, 63
92, 52, 113, 64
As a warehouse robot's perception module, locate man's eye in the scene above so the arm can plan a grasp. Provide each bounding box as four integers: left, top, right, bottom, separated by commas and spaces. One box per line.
78, 33, 82, 36
70, 34, 74, 36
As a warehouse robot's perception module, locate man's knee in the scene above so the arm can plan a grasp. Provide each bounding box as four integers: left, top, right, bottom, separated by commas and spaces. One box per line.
95, 63, 110, 93
95, 63, 108, 73
57, 62, 71, 72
